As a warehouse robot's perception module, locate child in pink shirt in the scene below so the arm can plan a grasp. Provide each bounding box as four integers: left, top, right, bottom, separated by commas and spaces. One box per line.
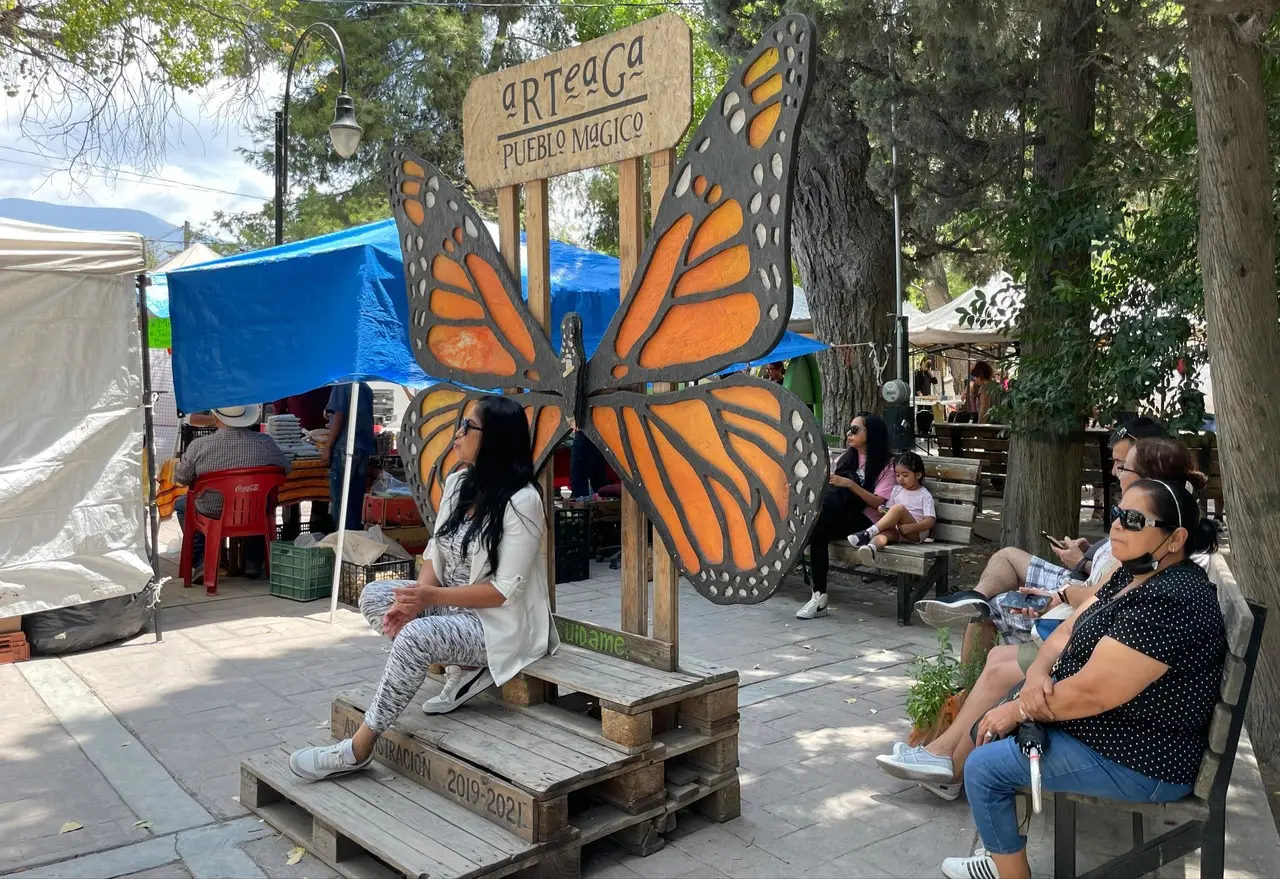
847, 452, 937, 562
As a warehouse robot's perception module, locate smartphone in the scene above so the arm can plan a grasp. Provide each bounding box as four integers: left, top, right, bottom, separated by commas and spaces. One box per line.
1040, 531, 1069, 550
1003, 592, 1052, 613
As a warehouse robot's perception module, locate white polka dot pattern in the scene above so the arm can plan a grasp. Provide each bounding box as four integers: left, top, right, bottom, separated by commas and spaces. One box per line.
1052, 561, 1227, 784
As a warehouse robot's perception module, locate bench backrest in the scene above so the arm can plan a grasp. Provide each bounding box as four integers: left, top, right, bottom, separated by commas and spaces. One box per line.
1194, 555, 1267, 801
922, 456, 983, 546
824, 453, 983, 546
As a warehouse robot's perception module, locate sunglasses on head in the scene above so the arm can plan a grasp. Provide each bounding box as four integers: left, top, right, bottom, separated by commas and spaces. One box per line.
460, 418, 483, 436
1110, 505, 1174, 532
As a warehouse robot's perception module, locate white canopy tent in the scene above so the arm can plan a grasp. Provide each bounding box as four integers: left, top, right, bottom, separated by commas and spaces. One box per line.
909, 273, 1023, 348
0, 218, 154, 616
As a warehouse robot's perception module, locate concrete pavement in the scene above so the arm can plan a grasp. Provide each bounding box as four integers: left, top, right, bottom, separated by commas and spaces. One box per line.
2, 557, 1276, 878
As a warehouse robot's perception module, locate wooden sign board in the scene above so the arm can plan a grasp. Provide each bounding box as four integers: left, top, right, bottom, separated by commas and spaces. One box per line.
462, 13, 693, 189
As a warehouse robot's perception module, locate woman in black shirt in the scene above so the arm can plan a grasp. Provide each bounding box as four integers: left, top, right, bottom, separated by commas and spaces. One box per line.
941, 479, 1224, 879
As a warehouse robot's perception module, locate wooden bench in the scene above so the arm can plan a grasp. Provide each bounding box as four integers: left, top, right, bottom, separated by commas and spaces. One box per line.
1051, 554, 1266, 879
240, 646, 740, 878
933, 423, 1007, 491
801, 456, 983, 625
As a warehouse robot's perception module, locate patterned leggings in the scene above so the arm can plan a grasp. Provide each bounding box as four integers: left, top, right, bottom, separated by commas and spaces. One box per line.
358, 580, 488, 733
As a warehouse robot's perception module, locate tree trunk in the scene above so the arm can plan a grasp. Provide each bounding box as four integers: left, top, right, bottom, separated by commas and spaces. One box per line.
1186, 6, 1280, 759
1000, 0, 1098, 551
919, 256, 966, 396
792, 117, 895, 436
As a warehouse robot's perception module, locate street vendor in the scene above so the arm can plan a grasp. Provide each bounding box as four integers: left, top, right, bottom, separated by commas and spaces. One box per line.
323, 382, 375, 532
174, 404, 291, 581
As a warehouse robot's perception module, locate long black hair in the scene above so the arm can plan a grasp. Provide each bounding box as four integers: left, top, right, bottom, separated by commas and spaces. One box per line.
835, 411, 892, 493
434, 395, 535, 576
1132, 478, 1219, 557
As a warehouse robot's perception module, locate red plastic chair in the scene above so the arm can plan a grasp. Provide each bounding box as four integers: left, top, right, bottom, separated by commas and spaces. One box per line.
179, 466, 288, 595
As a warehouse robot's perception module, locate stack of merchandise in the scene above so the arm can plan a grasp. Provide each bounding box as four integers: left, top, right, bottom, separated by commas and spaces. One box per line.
266, 414, 321, 460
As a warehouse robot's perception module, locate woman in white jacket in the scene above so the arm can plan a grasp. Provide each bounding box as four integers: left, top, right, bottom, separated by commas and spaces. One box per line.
290, 394, 559, 781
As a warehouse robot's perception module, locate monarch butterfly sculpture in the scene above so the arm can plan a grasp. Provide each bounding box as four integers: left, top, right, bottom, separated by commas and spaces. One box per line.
391, 14, 823, 605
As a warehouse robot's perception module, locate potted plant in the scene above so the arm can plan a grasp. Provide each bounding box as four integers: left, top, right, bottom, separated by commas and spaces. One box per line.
905, 630, 985, 746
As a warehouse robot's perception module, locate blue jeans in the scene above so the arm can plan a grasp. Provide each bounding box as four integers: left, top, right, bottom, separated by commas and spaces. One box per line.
329, 452, 369, 532
965, 731, 1193, 855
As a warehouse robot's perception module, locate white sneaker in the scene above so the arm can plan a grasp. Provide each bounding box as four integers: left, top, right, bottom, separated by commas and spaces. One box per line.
795, 591, 828, 619
875, 748, 955, 783
941, 853, 1000, 879
289, 739, 373, 782
919, 780, 963, 801
855, 543, 879, 565
423, 666, 494, 714
892, 741, 917, 756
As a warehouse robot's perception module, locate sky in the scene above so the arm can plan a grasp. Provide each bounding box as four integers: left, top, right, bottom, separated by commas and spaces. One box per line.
0, 73, 279, 234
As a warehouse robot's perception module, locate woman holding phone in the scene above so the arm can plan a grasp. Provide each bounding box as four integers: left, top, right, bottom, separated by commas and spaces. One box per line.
796, 412, 894, 620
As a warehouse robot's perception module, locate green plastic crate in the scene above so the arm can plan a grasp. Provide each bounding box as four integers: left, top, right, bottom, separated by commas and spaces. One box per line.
269, 541, 335, 602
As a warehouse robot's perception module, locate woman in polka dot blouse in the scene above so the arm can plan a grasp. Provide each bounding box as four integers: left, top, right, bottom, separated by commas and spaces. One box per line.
940, 478, 1225, 879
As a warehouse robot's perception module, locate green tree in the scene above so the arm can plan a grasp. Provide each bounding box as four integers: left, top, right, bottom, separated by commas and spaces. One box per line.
213, 2, 568, 245
1183, 2, 1280, 758
1, 0, 291, 172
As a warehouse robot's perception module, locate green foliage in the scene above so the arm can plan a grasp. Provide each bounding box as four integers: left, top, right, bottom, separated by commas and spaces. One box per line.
2, 0, 291, 170
216, 3, 569, 246
905, 630, 985, 730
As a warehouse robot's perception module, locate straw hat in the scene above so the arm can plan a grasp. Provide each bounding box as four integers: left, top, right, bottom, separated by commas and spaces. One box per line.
212, 404, 261, 428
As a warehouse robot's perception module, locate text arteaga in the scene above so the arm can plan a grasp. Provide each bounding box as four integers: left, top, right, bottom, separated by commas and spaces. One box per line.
499, 35, 647, 171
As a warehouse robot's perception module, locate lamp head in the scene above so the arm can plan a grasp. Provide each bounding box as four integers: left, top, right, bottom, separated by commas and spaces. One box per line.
328, 92, 362, 158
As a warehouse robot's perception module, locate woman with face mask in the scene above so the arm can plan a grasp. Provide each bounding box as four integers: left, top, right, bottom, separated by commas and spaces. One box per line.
937, 479, 1224, 879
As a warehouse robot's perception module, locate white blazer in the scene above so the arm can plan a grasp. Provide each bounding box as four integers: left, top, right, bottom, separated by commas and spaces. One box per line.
428, 470, 559, 686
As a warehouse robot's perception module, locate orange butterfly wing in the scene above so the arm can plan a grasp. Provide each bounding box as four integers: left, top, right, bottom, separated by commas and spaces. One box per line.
388, 148, 564, 393
584, 374, 827, 604
585, 14, 816, 392
400, 383, 568, 527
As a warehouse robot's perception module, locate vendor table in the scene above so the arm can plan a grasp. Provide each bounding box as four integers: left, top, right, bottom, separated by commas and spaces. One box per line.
156, 456, 330, 520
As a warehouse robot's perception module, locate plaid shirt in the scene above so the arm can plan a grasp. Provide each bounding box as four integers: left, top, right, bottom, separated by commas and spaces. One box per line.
175, 428, 292, 517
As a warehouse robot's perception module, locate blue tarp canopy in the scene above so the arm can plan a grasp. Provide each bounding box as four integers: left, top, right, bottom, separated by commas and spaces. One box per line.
169, 218, 826, 412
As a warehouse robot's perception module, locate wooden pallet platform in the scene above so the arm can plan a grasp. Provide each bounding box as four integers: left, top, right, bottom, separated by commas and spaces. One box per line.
240, 746, 572, 879
518, 645, 737, 716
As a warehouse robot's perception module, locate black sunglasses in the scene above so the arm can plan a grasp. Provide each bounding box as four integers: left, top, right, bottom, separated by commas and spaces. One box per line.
847, 425, 863, 435
460, 418, 483, 436
1110, 505, 1173, 532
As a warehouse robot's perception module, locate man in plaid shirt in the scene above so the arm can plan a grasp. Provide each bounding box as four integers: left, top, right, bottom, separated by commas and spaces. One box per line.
175, 404, 290, 580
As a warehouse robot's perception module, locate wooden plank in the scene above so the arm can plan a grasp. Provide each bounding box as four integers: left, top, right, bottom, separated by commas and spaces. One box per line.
526, 177, 556, 611
332, 700, 545, 836
674, 655, 738, 686
554, 615, 676, 671
255, 801, 395, 879
827, 543, 928, 577
924, 457, 981, 483
649, 146, 681, 663
243, 750, 474, 879
445, 707, 609, 777
497, 186, 521, 276
618, 154, 649, 637
934, 501, 976, 524
923, 479, 981, 505
499, 697, 656, 756
931, 522, 972, 545
572, 802, 667, 847
338, 770, 517, 871
466, 699, 642, 767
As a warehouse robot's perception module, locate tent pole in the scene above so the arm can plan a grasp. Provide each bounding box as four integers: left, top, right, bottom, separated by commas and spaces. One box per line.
136, 273, 163, 643
328, 381, 361, 624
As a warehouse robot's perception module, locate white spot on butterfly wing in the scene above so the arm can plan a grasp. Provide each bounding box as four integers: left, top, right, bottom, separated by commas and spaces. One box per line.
768, 304, 779, 320
791, 411, 803, 431
464, 217, 478, 238
729, 108, 746, 133
723, 92, 740, 114
674, 164, 693, 197
750, 192, 762, 213
426, 192, 436, 208
793, 460, 809, 478
698, 137, 712, 152
770, 193, 781, 214
759, 268, 771, 289
772, 154, 784, 179
753, 164, 764, 185
754, 224, 767, 248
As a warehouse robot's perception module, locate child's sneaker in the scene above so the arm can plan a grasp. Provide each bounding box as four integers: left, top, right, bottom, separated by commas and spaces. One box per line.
856, 543, 879, 564
847, 530, 872, 548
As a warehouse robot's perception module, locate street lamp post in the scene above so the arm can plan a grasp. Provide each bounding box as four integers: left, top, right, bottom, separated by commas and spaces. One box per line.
273, 22, 363, 246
